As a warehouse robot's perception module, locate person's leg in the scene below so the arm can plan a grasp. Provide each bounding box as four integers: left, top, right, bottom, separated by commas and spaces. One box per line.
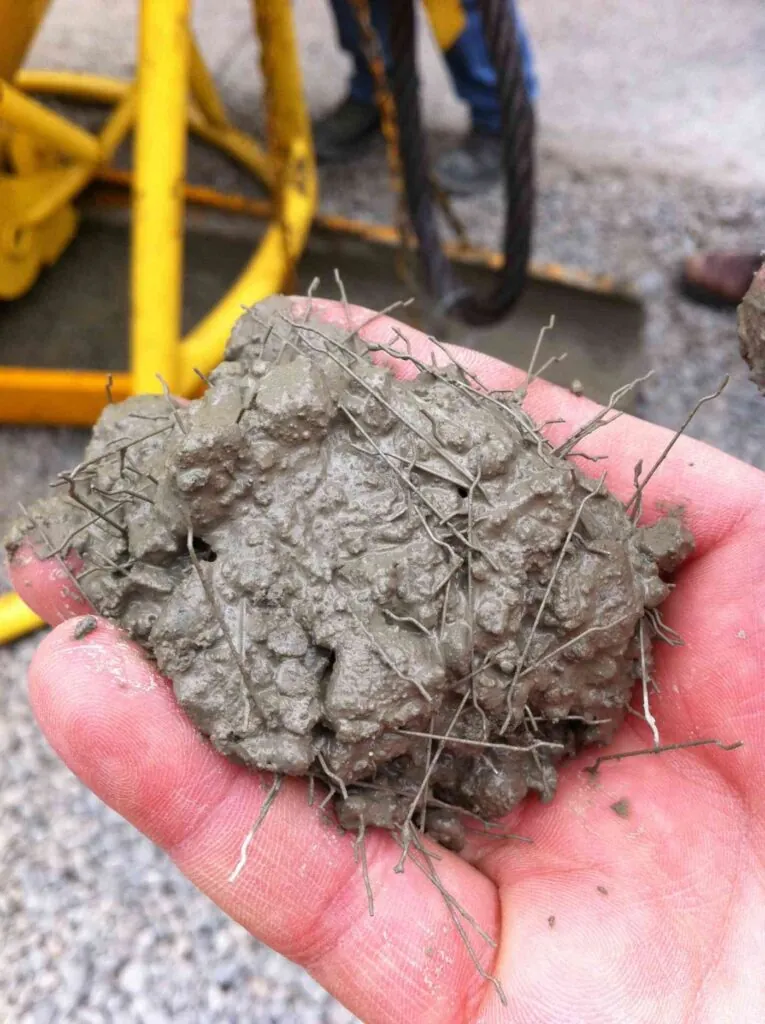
444, 0, 537, 135
329, 0, 377, 106
434, 0, 537, 195
314, 1, 391, 163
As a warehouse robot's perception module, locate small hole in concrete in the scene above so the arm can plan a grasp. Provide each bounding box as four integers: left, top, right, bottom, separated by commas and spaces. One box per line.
192, 537, 217, 561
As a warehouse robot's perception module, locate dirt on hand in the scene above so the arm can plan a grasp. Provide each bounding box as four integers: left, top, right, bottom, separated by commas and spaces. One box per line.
5, 296, 692, 851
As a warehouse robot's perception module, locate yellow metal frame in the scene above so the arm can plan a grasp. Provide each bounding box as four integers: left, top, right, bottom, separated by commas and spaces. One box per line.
0, 0, 315, 416
0, 590, 43, 645
0, 0, 315, 642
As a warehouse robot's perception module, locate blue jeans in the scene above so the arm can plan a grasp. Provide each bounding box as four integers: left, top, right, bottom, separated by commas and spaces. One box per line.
328, 0, 537, 135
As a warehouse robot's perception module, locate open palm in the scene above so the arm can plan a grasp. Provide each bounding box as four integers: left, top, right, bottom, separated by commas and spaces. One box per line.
10, 300, 765, 1024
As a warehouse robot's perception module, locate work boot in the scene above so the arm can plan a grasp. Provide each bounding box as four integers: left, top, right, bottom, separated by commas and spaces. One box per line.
312, 97, 380, 164
681, 250, 764, 307
433, 130, 504, 198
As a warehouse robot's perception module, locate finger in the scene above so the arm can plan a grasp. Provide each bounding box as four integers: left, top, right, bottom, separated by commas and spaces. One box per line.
295, 297, 765, 559
629, 485, 765, 803
8, 542, 93, 624
30, 618, 500, 1024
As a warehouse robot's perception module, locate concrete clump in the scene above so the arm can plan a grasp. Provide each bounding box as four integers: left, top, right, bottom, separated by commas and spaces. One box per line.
6, 295, 692, 852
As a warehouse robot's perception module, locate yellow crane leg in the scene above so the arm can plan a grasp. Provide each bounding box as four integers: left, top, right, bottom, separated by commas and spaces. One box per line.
130, 0, 190, 395
0, 591, 44, 645
0, 80, 102, 163
0, 0, 52, 81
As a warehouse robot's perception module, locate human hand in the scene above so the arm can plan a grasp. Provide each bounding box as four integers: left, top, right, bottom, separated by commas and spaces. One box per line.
9, 299, 765, 1023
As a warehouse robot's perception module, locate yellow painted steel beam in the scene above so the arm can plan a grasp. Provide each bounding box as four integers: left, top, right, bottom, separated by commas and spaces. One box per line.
253, 0, 313, 162
22, 90, 135, 229
0, 0, 52, 81
0, 79, 102, 163
15, 69, 130, 104
0, 592, 44, 645
422, 0, 466, 50
173, 0, 317, 391
96, 167, 274, 216
0, 368, 131, 425
189, 35, 229, 129
130, 0, 191, 395
16, 72, 273, 190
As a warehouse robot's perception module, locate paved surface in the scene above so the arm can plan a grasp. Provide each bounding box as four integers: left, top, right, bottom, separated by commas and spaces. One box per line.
3, 1, 765, 1021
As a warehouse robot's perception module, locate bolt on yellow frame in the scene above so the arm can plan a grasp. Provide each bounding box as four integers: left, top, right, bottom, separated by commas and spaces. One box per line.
0, 0, 316, 643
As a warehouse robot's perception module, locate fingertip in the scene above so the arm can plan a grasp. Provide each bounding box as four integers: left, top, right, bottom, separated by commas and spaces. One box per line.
27, 616, 239, 849
28, 616, 160, 736
8, 542, 92, 625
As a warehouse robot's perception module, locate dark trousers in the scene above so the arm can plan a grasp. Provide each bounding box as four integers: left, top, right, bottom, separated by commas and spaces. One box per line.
328, 0, 538, 134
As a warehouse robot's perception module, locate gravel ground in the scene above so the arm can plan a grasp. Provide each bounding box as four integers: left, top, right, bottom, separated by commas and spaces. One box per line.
3, 1, 765, 1021
0, 641, 356, 1024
